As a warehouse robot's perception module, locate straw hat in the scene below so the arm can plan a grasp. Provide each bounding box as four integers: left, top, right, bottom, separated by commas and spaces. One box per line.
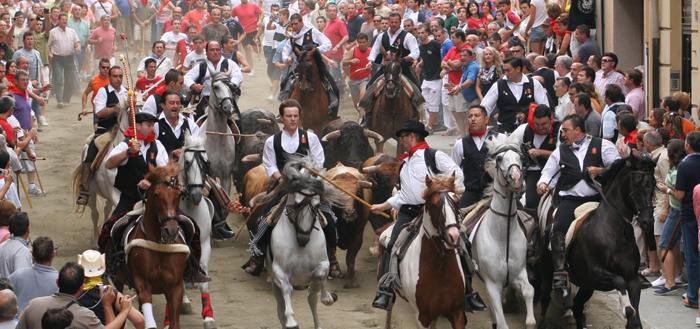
78, 250, 106, 277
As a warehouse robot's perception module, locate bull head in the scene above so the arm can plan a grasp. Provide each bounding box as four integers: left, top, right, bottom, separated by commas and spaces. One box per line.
257, 118, 273, 125
321, 130, 342, 142
361, 165, 381, 173
242, 154, 262, 163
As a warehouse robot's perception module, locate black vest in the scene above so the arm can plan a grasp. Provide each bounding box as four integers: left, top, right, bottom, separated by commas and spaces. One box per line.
460, 131, 497, 193
153, 92, 163, 115
495, 79, 534, 131
602, 103, 622, 142
523, 121, 562, 168
377, 30, 409, 64
292, 29, 318, 53
531, 68, 557, 108
114, 138, 159, 199
157, 117, 190, 155
273, 129, 310, 172
195, 60, 230, 85
97, 86, 120, 129
557, 136, 604, 191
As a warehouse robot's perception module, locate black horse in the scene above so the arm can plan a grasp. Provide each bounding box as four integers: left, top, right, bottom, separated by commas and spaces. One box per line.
538, 155, 656, 329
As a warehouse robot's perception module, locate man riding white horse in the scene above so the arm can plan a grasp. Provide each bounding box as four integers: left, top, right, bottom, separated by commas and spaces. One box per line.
242, 99, 341, 277
369, 120, 485, 312
278, 13, 340, 120
537, 114, 619, 290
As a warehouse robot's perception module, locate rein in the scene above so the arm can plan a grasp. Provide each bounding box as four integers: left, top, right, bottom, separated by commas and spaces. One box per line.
285, 191, 320, 236
138, 179, 183, 244
587, 169, 654, 222
182, 148, 211, 193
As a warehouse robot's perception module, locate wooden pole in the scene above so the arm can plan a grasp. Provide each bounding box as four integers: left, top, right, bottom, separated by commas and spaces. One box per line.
233, 204, 260, 242
205, 131, 263, 138
33, 161, 44, 193
17, 173, 32, 209
302, 165, 390, 218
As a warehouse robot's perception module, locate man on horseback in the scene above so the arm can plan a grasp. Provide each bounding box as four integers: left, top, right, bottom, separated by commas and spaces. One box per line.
279, 13, 340, 120
141, 69, 184, 117
369, 120, 485, 312
243, 99, 341, 277
76, 66, 127, 206
154, 90, 201, 158
360, 11, 422, 129
536, 114, 619, 290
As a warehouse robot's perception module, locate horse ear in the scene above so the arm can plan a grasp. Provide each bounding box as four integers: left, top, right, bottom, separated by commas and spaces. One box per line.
293, 46, 302, 58
309, 47, 317, 56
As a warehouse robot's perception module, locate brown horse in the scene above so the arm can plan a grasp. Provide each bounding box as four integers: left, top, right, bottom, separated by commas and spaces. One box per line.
372, 53, 415, 156
116, 163, 189, 329
290, 46, 332, 133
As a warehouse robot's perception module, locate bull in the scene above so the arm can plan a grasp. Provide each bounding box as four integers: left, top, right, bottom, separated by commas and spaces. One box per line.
234, 108, 279, 192
240, 164, 273, 236
361, 154, 401, 232
320, 119, 383, 169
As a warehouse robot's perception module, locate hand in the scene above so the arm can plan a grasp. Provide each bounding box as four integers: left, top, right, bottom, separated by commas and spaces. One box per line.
528, 148, 540, 157
365, 61, 372, 70
82, 108, 88, 116
659, 208, 669, 223
516, 112, 525, 121
657, 182, 669, 193
327, 60, 338, 68
43, 84, 53, 92
35, 97, 45, 106
350, 58, 359, 64
31, 81, 38, 88
331, 46, 338, 55
75, 45, 81, 52
618, 142, 629, 157
28, 152, 36, 161
370, 202, 390, 214
137, 179, 151, 190
537, 182, 549, 195
113, 46, 118, 51
101, 285, 116, 305
2, 169, 12, 184
191, 84, 203, 93
586, 166, 602, 178
97, 37, 103, 43
274, 62, 285, 69
171, 148, 182, 159
119, 294, 135, 313
128, 140, 141, 155
139, 21, 145, 27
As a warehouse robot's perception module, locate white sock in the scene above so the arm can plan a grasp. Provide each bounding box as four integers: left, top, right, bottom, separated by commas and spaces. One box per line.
28, 183, 35, 189
142, 303, 157, 328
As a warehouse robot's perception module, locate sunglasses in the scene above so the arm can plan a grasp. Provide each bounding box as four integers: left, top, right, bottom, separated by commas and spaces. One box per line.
28, 18, 35, 21
374, 20, 380, 22
100, 66, 110, 69
601, 59, 613, 63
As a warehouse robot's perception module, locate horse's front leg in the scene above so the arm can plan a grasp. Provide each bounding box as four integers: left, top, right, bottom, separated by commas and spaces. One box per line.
308, 281, 322, 329
314, 261, 336, 306
135, 281, 157, 329
513, 268, 536, 329
89, 192, 99, 247
624, 278, 643, 329
197, 207, 215, 327
166, 281, 185, 329
484, 279, 507, 329
272, 264, 298, 329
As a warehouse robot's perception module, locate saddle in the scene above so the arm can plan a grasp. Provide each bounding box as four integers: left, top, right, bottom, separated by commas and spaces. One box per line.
359, 74, 426, 117
265, 195, 328, 228
110, 201, 198, 250
460, 199, 536, 244
87, 130, 117, 171
378, 217, 422, 261
564, 202, 600, 248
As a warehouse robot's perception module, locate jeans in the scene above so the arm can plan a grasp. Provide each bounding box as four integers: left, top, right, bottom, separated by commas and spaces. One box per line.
74, 47, 86, 84
681, 219, 699, 305
263, 45, 274, 79
658, 208, 681, 250
386, 204, 423, 253
327, 57, 344, 94
51, 55, 77, 103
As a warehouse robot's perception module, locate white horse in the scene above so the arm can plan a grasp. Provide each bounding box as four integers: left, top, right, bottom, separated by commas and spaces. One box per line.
472, 137, 536, 329
178, 132, 217, 329
265, 156, 342, 329
199, 72, 238, 219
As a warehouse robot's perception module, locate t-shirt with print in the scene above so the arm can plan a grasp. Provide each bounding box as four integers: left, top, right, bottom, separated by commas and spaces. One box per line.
232, 3, 263, 33
183, 51, 207, 69
135, 76, 164, 100
184, 9, 211, 33
160, 31, 185, 62
675, 153, 700, 222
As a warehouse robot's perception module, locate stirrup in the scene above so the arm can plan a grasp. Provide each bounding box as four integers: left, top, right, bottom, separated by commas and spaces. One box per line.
553, 271, 569, 289
329, 260, 342, 278
242, 256, 264, 277
76, 191, 90, 205
372, 288, 395, 311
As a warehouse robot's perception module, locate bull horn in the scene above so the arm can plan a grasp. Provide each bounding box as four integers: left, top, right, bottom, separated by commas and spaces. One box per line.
321, 130, 341, 142
257, 118, 273, 125
363, 129, 384, 143
255, 131, 270, 139
361, 165, 381, 173
242, 154, 261, 163
455, 187, 465, 195
249, 191, 268, 207
358, 180, 374, 189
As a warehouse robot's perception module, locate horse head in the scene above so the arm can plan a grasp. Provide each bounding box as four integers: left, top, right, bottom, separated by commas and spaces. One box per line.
209, 71, 238, 119
423, 173, 460, 249
180, 131, 210, 205
600, 154, 656, 231
485, 136, 525, 194
145, 161, 183, 244
382, 51, 402, 99
296, 45, 319, 95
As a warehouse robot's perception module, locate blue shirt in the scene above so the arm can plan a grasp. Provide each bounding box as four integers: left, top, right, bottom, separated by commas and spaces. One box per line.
9, 264, 59, 314
460, 60, 479, 102
114, 0, 132, 17
440, 39, 453, 58
676, 153, 700, 222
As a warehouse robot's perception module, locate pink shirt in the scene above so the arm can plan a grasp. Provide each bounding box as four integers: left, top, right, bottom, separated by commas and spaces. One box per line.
231, 3, 263, 33
324, 18, 348, 59
88, 26, 116, 60
625, 87, 646, 121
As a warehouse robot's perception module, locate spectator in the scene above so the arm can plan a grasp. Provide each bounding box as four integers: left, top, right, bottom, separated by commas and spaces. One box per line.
554, 55, 572, 79
221, 5, 245, 52
134, 58, 163, 101
587, 54, 602, 73
447, 48, 479, 138
136, 41, 173, 78
358, 6, 375, 37
661, 96, 695, 136
573, 93, 601, 137
173, 25, 198, 68
41, 308, 73, 329
594, 52, 626, 97
342, 32, 371, 117
663, 112, 685, 141
443, 1, 458, 31
577, 65, 595, 85
345, 3, 364, 46
0, 200, 17, 243
231, 0, 263, 77
66, 5, 89, 80
0, 289, 16, 329
162, 7, 189, 34
324, 4, 348, 94
12, 33, 46, 126
624, 69, 645, 120
132, 0, 156, 56
9, 236, 58, 314
553, 76, 573, 122
311, 0, 328, 29
160, 19, 185, 64
114, 0, 133, 48
182, 35, 206, 70
0, 212, 31, 277
415, 24, 444, 133
572, 24, 599, 65
475, 46, 502, 107
47, 13, 80, 108
648, 108, 665, 129
87, 15, 117, 75
600, 83, 625, 142
201, 9, 230, 43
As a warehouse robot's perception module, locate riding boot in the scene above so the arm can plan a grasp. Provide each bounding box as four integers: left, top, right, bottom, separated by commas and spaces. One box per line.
328, 247, 341, 278
242, 222, 272, 277
372, 252, 396, 311
551, 232, 569, 290
77, 162, 93, 206
211, 209, 236, 239
360, 115, 372, 129
459, 253, 486, 312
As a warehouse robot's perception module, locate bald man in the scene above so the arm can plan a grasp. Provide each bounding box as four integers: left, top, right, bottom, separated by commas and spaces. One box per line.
531, 55, 557, 108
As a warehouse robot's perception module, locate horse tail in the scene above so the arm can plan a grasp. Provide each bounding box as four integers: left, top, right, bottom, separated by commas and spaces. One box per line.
70, 164, 86, 214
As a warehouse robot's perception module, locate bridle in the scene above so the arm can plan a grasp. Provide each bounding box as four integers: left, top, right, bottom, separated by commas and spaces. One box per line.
588, 168, 655, 222
181, 148, 211, 193
382, 60, 403, 99
208, 75, 237, 115
139, 177, 183, 243
490, 146, 525, 213
424, 189, 460, 258
285, 191, 320, 237
297, 54, 317, 91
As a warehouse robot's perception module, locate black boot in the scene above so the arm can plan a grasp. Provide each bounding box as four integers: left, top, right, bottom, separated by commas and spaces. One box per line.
551, 232, 568, 290
214, 221, 236, 239
372, 252, 395, 310
459, 251, 486, 312
360, 115, 372, 129
77, 162, 93, 206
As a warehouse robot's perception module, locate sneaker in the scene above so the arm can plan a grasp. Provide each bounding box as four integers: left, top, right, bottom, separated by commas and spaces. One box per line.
696, 317, 700, 327
654, 285, 678, 295
651, 277, 666, 287
266, 95, 275, 101
432, 123, 448, 132
249, 69, 255, 77
684, 293, 688, 299
38, 116, 48, 126
27, 186, 46, 197
441, 128, 458, 136
56, 103, 64, 109
676, 276, 685, 285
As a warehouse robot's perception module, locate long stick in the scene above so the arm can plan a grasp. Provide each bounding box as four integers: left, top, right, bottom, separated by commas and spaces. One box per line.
205, 131, 261, 137
233, 204, 260, 242
661, 216, 682, 262
33, 161, 44, 192
16, 173, 32, 209
302, 165, 390, 218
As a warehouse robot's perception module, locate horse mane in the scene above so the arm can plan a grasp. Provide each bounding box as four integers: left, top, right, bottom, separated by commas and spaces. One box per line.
481, 134, 523, 198
182, 131, 205, 150
145, 161, 180, 184
262, 154, 345, 207
421, 175, 456, 200
300, 44, 331, 81
210, 71, 238, 91
598, 154, 656, 191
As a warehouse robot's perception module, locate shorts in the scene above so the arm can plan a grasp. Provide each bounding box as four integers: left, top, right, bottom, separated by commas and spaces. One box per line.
8, 147, 20, 172
348, 77, 370, 98
421, 79, 441, 112
529, 25, 546, 43
42, 65, 50, 99
658, 207, 681, 250
133, 23, 151, 42
447, 93, 467, 113
240, 33, 258, 47
20, 140, 36, 172
654, 207, 664, 235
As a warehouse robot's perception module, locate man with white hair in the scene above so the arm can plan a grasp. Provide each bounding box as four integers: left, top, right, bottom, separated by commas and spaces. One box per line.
555, 55, 573, 80
0, 289, 17, 328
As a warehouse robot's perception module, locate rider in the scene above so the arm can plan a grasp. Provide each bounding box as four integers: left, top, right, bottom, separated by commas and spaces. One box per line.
451, 105, 505, 208
360, 11, 421, 129
80, 58, 111, 131
279, 13, 340, 120
511, 104, 561, 209
141, 69, 184, 117
76, 66, 127, 206
154, 90, 201, 158
369, 120, 484, 312
243, 99, 341, 277
537, 114, 620, 290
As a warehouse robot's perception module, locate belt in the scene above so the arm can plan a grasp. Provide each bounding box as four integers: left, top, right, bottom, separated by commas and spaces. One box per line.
400, 204, 424, 212
53, 54, 74, 58
561, 195, 600, 202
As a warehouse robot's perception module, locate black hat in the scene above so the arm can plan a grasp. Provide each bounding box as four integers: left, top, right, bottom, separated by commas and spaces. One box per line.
135, 112, 158, 123
395, 120, 429, 137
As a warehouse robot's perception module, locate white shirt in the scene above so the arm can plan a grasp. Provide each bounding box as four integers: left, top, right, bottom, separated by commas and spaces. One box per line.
183, 51, 207, 69
183, 58, 244, 97
154, 112, 201, 139
388, 149, 464, 210
511, 123, 561, 171
160, 32, 186, 62
94, 84, 126, 114
107, 139, 170, 168
480, 74, 549, 118
262, 128, 324, 178
367, 28, 420, 62
137, 56, 173, 79
537, 136, 620, 197
450, 132, 507, 166
0, 179, 21, 210
555, 93, 574, 122
529, 0, 548, 28
288, 1, 300, 15
282, 24, 332, 62
141, 94, 160, 116
262, 17, 276, 47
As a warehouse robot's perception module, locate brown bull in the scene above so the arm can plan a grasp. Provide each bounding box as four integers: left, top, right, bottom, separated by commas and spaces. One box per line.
240, 164, 274, 235
361, 154, 401, 232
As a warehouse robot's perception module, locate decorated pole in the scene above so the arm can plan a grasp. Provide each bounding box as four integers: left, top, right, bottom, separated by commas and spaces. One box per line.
119, 54, 137, 143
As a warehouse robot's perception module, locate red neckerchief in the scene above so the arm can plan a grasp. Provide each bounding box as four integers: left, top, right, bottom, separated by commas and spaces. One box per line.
398, 141, 430, 161
8, 85, 26, 99
124, 127, 156, 143
527, 117, 555, 136
158, 0, 171, 15
4, 74, 14, 86
469, 127, 487, 138
346, 13, 358, 21
140, 0, 149, 8
624, 129, 638, 144
154, 85, 166, 96
301, 11, 308, 16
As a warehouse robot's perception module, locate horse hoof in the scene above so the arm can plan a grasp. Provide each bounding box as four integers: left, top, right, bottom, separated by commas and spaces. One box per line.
286, 326, 299, 329
293, 285, 309, 290
331, 291, 338, 302
203, 317, 217, 329
181, 302, 193, 315
343, 280, 360, 289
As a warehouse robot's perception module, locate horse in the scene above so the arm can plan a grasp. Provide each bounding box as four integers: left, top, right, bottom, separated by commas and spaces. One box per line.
556, 155, 656, 329
290, 45, 332, 133
115, 162, 190, 329
470, 137, 536, 329
380, 173, 466, 329
178, 132, 217, 329
263, 155, 344, 329
199, 71, 239, 220
371, 53, 415, 156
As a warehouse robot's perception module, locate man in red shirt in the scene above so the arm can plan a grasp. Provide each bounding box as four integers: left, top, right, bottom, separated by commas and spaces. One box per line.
323, 3, 348, 95
162, 7, 190, 33
441, 29, 470, 136
135, 58, 164, 101
342, 32, 370, 116
231, 0, 263, 76
173, 25, 198, 68
183, 0, 210, 33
